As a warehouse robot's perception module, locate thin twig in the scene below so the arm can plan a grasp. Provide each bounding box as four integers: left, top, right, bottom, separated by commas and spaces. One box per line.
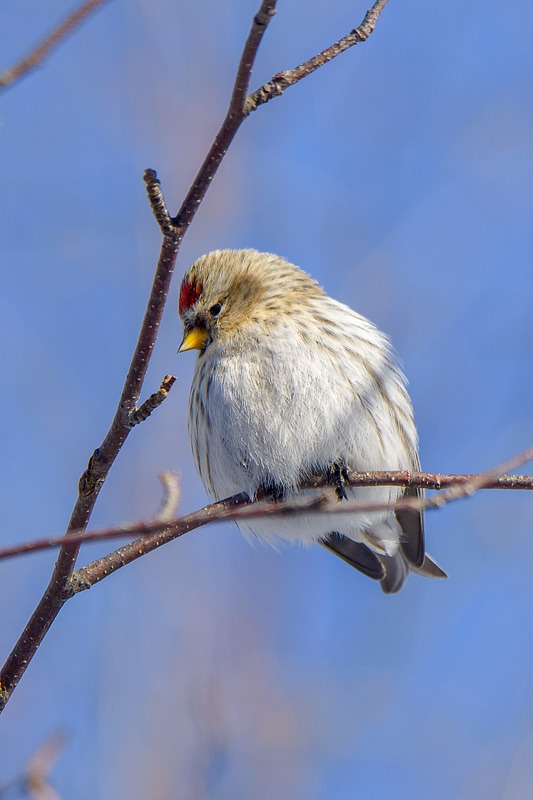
144, 169, 175, 236
245, 0, 389, 114
306, 470, 533, 492
421, 446, 533, 509
126, 375, 176, 428
0, 0, 111, 91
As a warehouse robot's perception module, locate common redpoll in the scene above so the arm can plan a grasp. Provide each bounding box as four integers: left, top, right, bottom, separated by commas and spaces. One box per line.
178, 249, 445, 593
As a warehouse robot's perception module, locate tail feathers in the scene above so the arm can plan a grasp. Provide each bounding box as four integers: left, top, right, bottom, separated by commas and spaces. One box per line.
322, 532, 447, 594
412, 553, 447, 580
377, 552, 409, 594
396, 487, 425, 568
378, 550, 447, 594
321, 533, 384, 581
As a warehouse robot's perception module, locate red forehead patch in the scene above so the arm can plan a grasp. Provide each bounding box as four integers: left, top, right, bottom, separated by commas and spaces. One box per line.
179, 279, 202, 315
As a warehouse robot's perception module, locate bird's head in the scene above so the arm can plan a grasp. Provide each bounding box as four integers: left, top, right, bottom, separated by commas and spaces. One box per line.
178, 248, 323, 354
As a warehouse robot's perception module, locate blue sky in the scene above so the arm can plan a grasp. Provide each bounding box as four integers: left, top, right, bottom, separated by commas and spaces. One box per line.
1, 1, 532, 798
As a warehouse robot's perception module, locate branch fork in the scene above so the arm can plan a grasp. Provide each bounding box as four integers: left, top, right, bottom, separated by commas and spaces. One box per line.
126, 374, 176, 428
0, 0, 393, 712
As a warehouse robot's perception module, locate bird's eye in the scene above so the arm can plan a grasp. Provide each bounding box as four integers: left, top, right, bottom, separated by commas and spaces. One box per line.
209, 303, 222, 317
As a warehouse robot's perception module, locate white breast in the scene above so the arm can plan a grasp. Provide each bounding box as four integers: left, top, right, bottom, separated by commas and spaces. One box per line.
188, 297, 417, 551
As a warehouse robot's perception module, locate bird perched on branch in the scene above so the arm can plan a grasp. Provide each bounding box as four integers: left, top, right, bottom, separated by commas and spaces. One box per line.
178, 249, 445, 593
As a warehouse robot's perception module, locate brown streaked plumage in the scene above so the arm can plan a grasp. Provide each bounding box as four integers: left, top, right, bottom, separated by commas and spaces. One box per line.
178, 249, 446, 593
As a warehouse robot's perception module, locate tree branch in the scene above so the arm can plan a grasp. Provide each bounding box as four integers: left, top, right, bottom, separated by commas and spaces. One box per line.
0, 457, 531, 572
0, 0, 390, 712
0, 0, 112, 92
143, 169, 175, 235
66, 445, 533, 589
244, 0, 389, 114
126, 374, 176, 428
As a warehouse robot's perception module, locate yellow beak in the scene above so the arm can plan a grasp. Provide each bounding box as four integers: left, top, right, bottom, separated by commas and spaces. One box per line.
178, 326, 209, 352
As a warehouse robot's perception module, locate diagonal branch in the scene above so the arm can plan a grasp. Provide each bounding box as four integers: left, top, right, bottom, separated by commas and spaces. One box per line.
0, 0, 390, 712
0, 0, 112, 92
245, 0, 389, 114
0, 0, 279, 715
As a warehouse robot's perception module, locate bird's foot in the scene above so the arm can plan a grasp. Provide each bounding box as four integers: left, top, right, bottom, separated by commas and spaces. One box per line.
328, 462, 350, 501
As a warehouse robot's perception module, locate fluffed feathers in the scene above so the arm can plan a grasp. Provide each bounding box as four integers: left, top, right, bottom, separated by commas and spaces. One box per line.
179, 249, 446, 592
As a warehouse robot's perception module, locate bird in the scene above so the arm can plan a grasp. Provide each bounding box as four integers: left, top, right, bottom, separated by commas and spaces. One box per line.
178, 249, 446, 593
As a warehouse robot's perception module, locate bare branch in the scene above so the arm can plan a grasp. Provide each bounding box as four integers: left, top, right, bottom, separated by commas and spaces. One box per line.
0, 0, 111, 92
126, 374, 176, 428
144, 169, 175, 236
1, 450, 531, 571
0, 1, 280, 712
0, 0, 391, 712
305, 470, 533, 493
245, 0, 389, 114
71, 445, 533, 591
